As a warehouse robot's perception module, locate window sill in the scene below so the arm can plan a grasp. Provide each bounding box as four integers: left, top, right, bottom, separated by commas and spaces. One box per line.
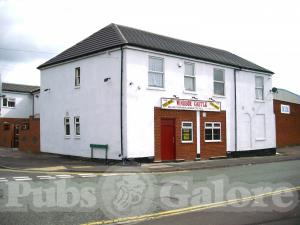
74, 136, 81, 139
64, 136, 71, 139
181, 141, 194, 144
74, 86, 80, 89
254, 100, 265, 103
183, 90, 198, 95
255, 138, 266, 141
205, 140, 222, 143
213, 95, 226, 99
1, 106, 15, 108
147, 87, 165, 91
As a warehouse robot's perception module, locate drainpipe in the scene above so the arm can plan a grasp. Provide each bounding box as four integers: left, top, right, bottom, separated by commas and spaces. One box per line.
234, 68, 241, 153
234, 69, 237, 153
120, 47, 125, 165
32, 93, 34, 118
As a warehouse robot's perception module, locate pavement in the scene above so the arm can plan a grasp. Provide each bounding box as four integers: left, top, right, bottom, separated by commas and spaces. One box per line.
0, 146, 300, 173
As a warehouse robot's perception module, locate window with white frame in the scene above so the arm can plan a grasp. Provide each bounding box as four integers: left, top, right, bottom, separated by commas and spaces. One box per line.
255, 76, 264, 100
184, 62, 195, 91
64, 117, 70, 136
205, 122, 221, 142
181, 122, 193, 143
213, 69, 225, 96
148, 56, 164, 88
75, 67, 80, 87
281, 104, 290, 114
74, 116, 80, 136
2, 97, 15, 108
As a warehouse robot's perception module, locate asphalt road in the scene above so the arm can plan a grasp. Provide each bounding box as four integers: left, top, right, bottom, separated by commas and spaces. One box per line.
0, 159, 299, 225
132, 191, 300, 225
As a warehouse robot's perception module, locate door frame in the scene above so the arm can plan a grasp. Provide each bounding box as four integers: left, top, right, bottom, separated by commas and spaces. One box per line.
160, 118, 176, 161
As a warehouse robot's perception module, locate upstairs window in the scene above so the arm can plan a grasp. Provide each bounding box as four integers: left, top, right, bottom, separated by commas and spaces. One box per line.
2, 97, 15, 108
255, 76, 264, 100
213, 69, 225, 96
64, 117, 70, 136
75, 67, 80, 87
74, 116, 80, 136
184, 62, 195, 91
148, 57, 164, 88
205, 122, 221, 142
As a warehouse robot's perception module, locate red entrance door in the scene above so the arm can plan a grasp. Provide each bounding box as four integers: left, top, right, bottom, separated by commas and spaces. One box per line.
161, 119, 175, 160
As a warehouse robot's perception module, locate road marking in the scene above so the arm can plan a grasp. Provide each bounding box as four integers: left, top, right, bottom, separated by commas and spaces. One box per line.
13, 176, 32, 181
27, 166, 67, 171
55, 174, 74, 179
0, 167, 190, 176
81, 185, 300, 225
37, 175, 56, 180
78, 173, 97, 178
72, 166, 94, 169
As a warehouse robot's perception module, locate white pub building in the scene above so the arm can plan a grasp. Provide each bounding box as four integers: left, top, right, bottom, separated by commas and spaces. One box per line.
38, 24, 276, 161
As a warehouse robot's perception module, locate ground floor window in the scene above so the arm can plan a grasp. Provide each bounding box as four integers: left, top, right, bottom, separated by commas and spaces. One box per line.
74, 116, 80, 136
205, 122, 221, 142
2, 97, 15, 108
64, 117, 70, 136
181, 121, 193, 143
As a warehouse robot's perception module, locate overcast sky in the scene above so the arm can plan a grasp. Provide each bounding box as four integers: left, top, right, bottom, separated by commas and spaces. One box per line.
0, 0, 300, 94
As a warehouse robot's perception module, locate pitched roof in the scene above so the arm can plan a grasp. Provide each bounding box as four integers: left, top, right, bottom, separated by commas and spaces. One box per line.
2, 83, 40, 93
273, 88, 300, 104
38, 23, 273, 74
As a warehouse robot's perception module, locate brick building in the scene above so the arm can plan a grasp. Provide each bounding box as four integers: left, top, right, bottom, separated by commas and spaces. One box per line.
38, 24, 276, 161
0, 82, 40, 152
273, 88, 300, 147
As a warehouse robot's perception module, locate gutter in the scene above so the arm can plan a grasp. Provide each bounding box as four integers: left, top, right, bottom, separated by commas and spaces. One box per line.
38, 44, 274, 75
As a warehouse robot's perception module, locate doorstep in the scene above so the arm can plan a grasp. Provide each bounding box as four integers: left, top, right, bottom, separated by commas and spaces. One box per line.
209, 156, 227, 160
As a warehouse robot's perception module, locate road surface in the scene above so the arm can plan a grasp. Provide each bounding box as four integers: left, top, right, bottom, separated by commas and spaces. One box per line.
0, 159, 299, 225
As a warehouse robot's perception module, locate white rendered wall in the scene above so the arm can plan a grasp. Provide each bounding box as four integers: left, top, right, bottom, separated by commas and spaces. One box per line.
236, 71, 276, 151
0, 92, 33, 118
124, 48, 236, 158
124, 47, 275, 158
40, 50, 122, 159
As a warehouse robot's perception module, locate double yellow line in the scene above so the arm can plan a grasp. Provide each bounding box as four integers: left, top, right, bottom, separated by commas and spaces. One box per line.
81, 185, 300, 225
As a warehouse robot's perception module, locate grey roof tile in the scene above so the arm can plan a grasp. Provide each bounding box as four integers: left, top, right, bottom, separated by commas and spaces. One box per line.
2, 83, 40, 93
38, 23, 273, 74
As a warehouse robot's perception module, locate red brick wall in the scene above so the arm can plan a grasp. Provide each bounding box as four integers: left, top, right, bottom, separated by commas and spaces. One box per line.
19, 118, 40, 153
0, 118, 28, 148
200, 111, 227, 159
274, 100, 300, 147
154, 107, 197, 161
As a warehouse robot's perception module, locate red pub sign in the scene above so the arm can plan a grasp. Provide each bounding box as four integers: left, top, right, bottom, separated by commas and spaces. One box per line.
161, 98, 221, 112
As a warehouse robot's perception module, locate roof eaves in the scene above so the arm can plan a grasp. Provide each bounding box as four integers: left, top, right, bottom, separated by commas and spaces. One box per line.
125, 43, 274, 74
37, 44, 125, 70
